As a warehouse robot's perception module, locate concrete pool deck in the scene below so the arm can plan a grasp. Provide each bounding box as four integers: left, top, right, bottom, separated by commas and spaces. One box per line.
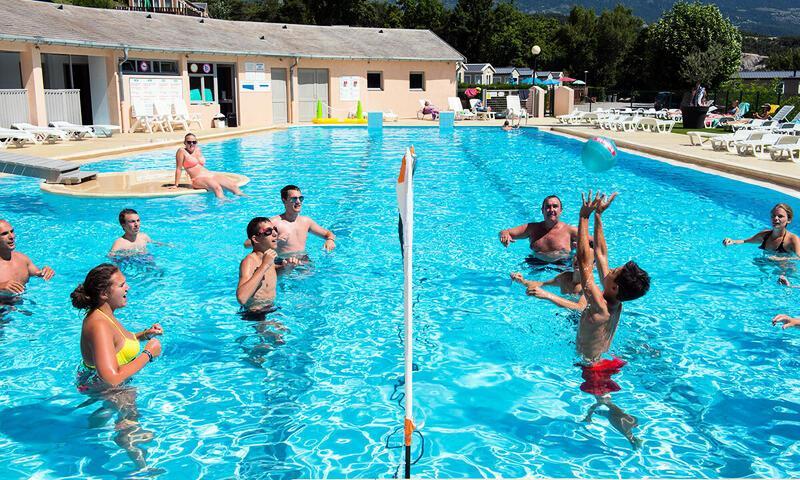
5, 118, 800, 192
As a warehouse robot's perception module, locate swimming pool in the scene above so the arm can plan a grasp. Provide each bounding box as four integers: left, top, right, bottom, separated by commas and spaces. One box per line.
1, 126, 799, 478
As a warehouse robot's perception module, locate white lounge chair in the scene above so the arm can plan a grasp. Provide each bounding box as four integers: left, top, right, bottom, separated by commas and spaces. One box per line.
557, 109, 583, 124
638, 117, 676, 133
769, 136, 800, 161
172, 99, 203, 130
469, 99, 495, 121
447, 97, 475, 120
771, 105, 795, 123
154, 102, 187, 132
130, 102, 166, 133
48, 121, 95, 139
383, 110, 399, 122
88, 125, 122, 137
735, 133, 782, 157
687, 131, 721, 146
505, 95, 528, 124
0, 128, 36, 148
11, 123, 69, 144
711, 129, 762, 152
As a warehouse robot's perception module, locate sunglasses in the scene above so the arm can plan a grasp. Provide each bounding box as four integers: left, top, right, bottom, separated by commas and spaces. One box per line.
255, 226, 279, 237
184, 140, 198, 145
288, 196, 304, 204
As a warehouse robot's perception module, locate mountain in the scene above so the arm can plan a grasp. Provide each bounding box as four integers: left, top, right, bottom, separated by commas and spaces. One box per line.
484, 1, 800, 37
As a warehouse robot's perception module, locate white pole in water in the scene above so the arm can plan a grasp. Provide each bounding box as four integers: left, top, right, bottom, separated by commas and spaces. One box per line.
400, 147, 415, 478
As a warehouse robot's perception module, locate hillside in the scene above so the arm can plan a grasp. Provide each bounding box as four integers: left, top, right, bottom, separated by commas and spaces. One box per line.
488, 1, 800, 37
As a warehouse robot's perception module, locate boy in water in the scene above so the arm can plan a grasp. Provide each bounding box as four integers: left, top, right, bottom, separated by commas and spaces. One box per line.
237, 217, 298, 313
575, 191, 649, 364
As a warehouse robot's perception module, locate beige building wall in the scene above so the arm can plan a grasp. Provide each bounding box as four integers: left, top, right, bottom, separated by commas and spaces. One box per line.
1, 40, 458, 128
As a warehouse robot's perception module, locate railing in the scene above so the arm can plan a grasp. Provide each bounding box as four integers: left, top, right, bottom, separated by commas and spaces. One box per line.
45, 89, 82, 125
117, 3, 207, 17
0, 89, 29, 128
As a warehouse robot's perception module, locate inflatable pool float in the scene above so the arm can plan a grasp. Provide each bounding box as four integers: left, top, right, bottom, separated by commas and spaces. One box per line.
40, 169, 249, 198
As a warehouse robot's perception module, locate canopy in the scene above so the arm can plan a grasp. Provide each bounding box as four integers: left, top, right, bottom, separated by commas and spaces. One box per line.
559, 76, 577, 83
571, 80, 586, 85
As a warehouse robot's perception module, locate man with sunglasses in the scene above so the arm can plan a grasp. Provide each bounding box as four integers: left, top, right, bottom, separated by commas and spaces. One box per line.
268, 185, 336, 260
0, 220, 55, 296
237, 217, 298, 312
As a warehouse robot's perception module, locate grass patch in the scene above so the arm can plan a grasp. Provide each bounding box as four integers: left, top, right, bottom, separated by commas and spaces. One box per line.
671, 124, 727, 136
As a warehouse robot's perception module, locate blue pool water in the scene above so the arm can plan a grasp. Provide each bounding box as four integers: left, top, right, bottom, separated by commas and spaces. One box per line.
1, 126, 799, 478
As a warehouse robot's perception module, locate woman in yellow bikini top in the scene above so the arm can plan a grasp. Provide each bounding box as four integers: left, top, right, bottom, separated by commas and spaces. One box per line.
72, 264, 163, 389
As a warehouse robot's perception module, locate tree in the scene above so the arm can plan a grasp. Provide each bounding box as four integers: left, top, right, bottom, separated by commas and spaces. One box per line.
398, 0, 446, 33
444, 0, 494, 62
766, 48, 800, 72
553, 7, 597, 81
482, 3, 559, 68
645, 1, 741, 90
593, 6, 642, 88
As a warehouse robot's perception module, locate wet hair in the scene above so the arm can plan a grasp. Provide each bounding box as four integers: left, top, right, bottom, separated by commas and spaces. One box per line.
71, 263, 120, 311
281, 184, 301, 200
184, 132, 196, 141
772, 203, 794, 222
541, 195, 562, 209
615, 261, 650, 302
118, 208, 138, 225
246, 216, 271, 239
503, 120, 510, 126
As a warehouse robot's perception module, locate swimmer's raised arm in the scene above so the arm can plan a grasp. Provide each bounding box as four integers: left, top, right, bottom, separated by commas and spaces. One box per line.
593, 192, 617, 282
722, 230, 768, 246
578, 191, 609, 322
499, 223, 530, 247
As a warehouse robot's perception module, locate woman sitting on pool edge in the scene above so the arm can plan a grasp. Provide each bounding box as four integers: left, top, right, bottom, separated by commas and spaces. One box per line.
722, 203, 800, 258
73, 263, 162, 391
171, 133, 245, 199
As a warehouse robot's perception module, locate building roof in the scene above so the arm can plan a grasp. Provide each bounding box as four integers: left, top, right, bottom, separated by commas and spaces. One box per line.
738, 70, 799, 79
0, 0, 464, 61
516, 68, 533, 76
493, 67, 518, 75
462, 63, 494, 73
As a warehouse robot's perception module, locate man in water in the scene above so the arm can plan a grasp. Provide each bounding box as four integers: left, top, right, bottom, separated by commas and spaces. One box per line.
575, 191, 649, 363
0, 220, 55, 295
109, 209, 154, 255
499, 195, 577, 263
269, 185, 336, 260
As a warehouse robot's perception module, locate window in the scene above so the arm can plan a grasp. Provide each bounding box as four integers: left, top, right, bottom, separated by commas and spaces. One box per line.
409, 72, 424, 91
367, 71, 383, 90
120, 59, 178, 75
189, 62, 216, 103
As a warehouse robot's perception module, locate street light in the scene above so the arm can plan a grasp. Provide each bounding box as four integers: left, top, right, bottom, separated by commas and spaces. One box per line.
584, 70, 590, 111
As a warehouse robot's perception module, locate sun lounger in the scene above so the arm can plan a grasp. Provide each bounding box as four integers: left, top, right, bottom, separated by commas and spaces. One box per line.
88, 125, 122, 137
735, 133, 782, 157
638, 117, 676, 133
711, 130, 763, 152
48, 121, 95, 139
383, 110, 399, 122
11, 123, 69, 144
0, 127, 36, 148
687, 131, 720, 146
130, 102, 167, 133
171, 99, 203, 130
505, 95, 528, 124
771, 105, 795, 123
447, 97, 476, 120
417, 99, 434, 120
769, 136, 800, 161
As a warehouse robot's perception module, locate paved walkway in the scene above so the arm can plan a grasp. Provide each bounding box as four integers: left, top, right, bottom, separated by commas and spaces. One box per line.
6, 117, 800, 192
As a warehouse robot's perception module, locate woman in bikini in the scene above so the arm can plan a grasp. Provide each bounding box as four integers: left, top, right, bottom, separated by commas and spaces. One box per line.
723, 203, 800, 257
72, 263, 163, 468
171, 133, 245, 199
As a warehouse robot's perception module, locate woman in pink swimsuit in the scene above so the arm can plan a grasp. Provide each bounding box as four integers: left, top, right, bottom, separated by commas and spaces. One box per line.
171, 133, 244, 199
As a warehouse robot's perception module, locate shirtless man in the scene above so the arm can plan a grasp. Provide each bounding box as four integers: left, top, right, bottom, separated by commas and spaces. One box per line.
109, 209, 154, 255
237, 217, 282, 312
0, 220, 55, 295
269, 185, 336, 259
575, 191, 649, 363
499, 195, 578, 263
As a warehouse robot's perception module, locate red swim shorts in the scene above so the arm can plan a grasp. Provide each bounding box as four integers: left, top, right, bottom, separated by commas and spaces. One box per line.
579, 357, 627, 396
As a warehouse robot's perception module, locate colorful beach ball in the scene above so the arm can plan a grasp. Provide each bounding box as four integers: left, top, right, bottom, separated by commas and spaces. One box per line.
581, 137, 618, 173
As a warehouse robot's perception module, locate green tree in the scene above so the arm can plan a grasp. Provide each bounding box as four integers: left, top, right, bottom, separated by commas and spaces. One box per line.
645, 1, 741, 90
553, 7, 597, 81
766, 48, 800, 71
483, 3, 559, 68
398, 0, 446, 33
593, 6, 642, 88
444, 0, 494, 62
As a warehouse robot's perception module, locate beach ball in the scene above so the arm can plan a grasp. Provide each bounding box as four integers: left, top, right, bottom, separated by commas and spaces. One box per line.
581, 137, 618, 173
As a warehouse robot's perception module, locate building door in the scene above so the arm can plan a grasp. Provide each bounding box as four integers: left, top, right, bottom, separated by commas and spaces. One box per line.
63, 63, 93, 125
271, 68, 288, 124
216, 64, 237, 127
298, 68, 328, 122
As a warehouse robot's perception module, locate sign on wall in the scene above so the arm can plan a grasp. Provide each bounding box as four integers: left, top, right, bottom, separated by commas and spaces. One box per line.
339, 76, 360, 102
241, 62, 270, 92
129, 77, 184, 105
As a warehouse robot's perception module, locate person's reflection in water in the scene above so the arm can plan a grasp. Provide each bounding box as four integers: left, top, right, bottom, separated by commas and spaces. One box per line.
578, 358, 642, 449
237, 307, 288, 367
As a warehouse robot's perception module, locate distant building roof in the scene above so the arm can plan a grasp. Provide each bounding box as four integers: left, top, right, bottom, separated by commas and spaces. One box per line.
516, 68, 533, 76
493, 67, 518, 75
462, 63, 495, 73
0, 0, 464, 61
738, 70, 800, 79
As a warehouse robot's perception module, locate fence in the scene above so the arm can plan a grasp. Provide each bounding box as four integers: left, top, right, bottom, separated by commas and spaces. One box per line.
44, 89, 82, 125
0, 89, 30, 128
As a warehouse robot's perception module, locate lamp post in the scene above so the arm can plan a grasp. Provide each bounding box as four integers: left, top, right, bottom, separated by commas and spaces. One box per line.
584, 70, 590, 112
531, 45, 541, 116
